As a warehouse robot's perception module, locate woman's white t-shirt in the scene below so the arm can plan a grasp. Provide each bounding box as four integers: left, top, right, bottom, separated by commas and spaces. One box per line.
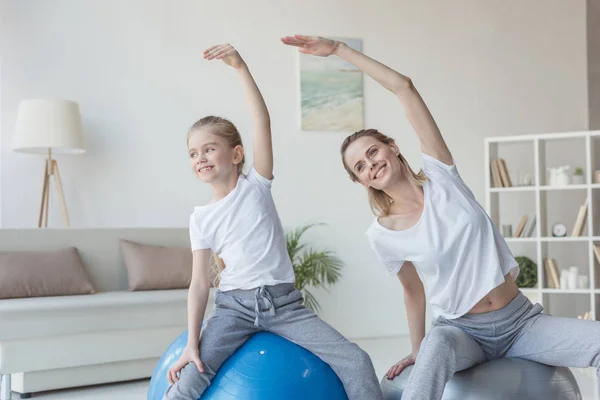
366, 153, 519, 320
189, 167, 295, 292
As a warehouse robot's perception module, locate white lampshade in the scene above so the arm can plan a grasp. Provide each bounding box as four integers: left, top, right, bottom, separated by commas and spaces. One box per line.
12, 99, 86, 154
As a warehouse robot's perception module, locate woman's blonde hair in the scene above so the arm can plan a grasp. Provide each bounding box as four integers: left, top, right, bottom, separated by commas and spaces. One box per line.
340, 129, 427, 217
188, 116, 245, 285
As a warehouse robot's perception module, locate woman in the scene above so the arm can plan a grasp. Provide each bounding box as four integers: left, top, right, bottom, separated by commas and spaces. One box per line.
282, 34, 600, 400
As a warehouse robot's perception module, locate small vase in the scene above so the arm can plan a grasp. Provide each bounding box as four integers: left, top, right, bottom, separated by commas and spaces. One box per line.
572, 175, 584, 185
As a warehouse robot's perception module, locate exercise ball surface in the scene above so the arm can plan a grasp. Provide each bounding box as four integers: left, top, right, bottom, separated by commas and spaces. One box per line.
148, 330, 188, 400
381, 357, 582, 400
148, 331, 348, 400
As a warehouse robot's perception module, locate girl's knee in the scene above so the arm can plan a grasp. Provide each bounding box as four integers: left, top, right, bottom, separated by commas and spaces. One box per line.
350, 344, 374, 367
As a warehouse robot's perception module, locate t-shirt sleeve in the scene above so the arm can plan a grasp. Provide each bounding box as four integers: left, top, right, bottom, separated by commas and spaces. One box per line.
422, 152, 459, 179
189, 213, 210, 251
367, 232, 405, 276
246, 166, 273, 190
422, 152, 478, 200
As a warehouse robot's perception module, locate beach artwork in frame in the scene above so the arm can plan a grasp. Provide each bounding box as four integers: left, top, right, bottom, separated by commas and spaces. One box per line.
298, 37, 364, 132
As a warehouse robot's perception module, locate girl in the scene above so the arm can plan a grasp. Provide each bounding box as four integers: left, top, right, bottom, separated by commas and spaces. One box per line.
282, 35, 600, 400
164, 43, 383, 400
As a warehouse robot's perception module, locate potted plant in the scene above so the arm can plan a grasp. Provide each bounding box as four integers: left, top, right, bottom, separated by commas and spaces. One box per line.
573, 167, 585, 185
286, 224, 344, 313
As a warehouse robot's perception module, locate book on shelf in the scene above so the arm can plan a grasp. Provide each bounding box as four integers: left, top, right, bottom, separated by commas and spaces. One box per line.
570, 197, 588, 237
548, 258, 561, 289
497, 159, 512, 187
489, 158, 512, 188
524, 213, 536, 237
519, 213, 536, 238
544, 258, 561, 289
543, 260, 555, 288
593, 244, 600, 265
490, 159, 503, 188
514, 215, 528, 237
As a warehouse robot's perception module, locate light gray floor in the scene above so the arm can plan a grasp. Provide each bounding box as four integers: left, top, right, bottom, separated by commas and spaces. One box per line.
2, 336, 598, 399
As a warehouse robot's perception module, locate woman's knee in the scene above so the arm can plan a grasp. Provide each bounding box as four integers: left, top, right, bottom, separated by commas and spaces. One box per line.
422, 326, 464, 354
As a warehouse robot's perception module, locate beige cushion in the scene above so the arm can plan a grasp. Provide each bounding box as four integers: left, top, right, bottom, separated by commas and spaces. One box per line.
0, 247, 95, 300
120, 239, 193, 290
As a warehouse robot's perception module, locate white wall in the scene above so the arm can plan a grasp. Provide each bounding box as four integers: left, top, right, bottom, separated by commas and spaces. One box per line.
0, 0, 589, 338
590, 0, 600, 129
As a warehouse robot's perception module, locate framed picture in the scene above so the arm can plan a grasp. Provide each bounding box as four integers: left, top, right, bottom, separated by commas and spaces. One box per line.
298, 37, 364, 132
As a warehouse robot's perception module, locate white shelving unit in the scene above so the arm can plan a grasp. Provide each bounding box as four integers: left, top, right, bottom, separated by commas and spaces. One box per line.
485, 130, 600, 321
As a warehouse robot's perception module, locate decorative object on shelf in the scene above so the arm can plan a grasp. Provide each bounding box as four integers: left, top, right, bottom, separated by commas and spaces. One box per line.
572, 167, 585, 185
518, 171, 533, 186
577, 275, 589, 289
551, 223, 567, 237
502, 224, 512, 237
489, 158, 512, 187
514, 256, 537, 288
595, 170, 600, 184
577, 311, 592, 320
567, 266, 579, 290
559, 269, 568, 289
546, 165, 571, 186
570, 197, 588, 237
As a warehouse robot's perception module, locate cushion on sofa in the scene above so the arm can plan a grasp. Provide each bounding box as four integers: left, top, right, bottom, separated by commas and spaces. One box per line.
0, 247, 95, 300
120, 239, 195, 290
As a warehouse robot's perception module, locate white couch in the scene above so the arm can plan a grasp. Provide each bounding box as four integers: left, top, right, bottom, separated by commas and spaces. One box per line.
0, 228, 214, 400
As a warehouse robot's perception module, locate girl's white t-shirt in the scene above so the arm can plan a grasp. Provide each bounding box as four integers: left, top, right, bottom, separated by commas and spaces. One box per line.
189, 167, 295, 291
366, 153, 519, 320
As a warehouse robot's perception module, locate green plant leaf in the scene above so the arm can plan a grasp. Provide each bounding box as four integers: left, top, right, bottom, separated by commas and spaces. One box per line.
286, 224, 321, 263
298, 251, 340, 288
302, 289, 321, 314
285, 223, 344, 314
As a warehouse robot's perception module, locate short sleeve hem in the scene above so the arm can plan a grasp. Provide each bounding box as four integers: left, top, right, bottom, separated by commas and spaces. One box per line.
246, 166, 273, 189
422, 152, 459, 178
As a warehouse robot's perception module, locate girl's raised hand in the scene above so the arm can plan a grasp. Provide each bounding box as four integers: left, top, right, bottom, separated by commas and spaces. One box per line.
203, 43, 246, 69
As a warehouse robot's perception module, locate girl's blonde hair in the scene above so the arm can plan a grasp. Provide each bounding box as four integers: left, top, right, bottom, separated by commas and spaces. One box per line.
188, 115, 245, 285
340, 129, 427, 217
208, 253, 226, 288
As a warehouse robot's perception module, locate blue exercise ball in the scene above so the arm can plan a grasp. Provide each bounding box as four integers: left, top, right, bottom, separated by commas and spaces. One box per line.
148, 330, 188, 400
148, 331, 348, 400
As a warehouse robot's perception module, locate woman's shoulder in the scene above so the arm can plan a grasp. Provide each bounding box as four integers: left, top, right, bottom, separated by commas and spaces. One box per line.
421, 152, 459, 178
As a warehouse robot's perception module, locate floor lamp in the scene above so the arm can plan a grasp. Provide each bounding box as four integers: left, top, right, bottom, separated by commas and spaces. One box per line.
12, 99, 86, 227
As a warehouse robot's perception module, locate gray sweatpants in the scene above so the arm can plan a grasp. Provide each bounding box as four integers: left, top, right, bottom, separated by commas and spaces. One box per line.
164, 283, 383, 400
401, 291, 600, 400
